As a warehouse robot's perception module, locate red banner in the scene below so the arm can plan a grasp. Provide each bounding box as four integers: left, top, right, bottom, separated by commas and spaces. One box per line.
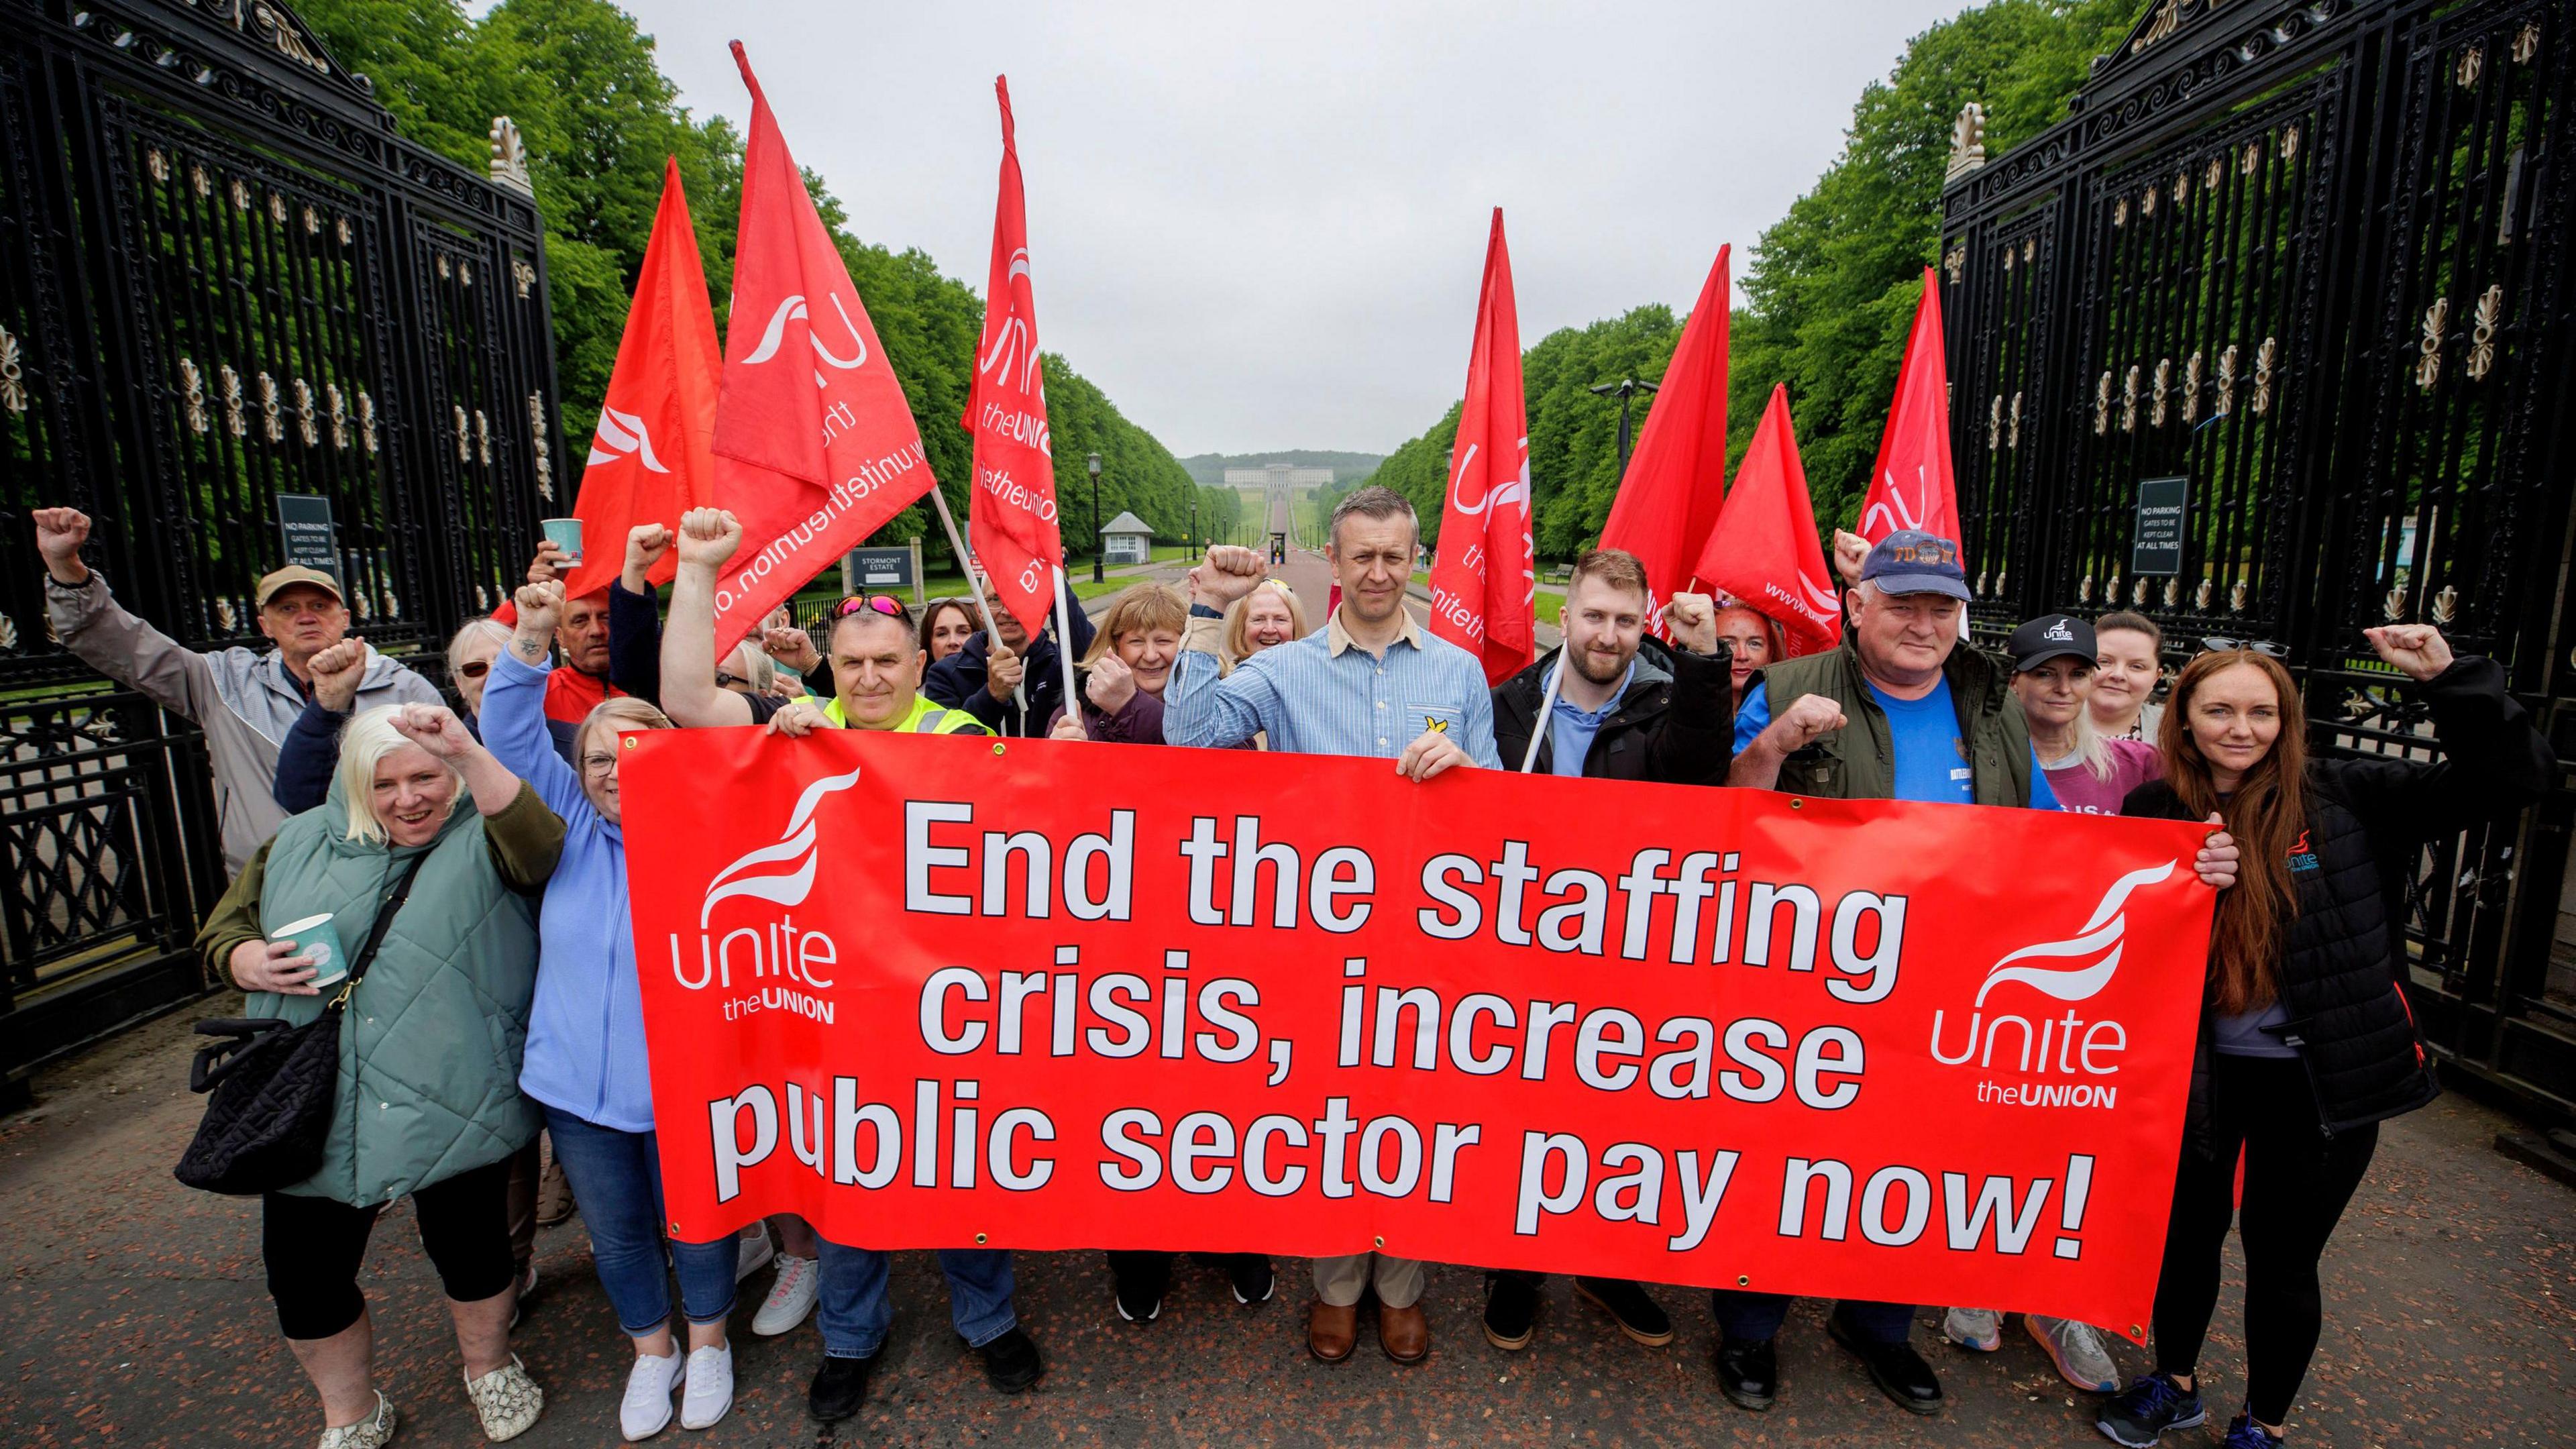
1856, 267, 1962, 546
707, 44, 934, 657
621, 731, 2212, 1336
1426, 208, 1535, 685
963, 76, 1063, 637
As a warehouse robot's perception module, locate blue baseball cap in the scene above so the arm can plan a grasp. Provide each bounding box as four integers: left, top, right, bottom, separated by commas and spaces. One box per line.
1860, 531, 1972, 601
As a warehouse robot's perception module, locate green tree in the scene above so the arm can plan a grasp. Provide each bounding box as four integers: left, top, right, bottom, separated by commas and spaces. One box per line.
1373, 0, 2137, 553
295, 0, 1191, 570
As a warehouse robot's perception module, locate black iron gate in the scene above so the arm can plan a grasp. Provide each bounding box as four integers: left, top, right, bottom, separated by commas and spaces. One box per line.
1943, 0, 2576, 1123
0, 0, 562, 1096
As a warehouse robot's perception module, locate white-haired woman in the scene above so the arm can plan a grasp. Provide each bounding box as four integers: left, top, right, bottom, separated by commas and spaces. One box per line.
490, 581, 739, 1438
197, 702, 563, 1448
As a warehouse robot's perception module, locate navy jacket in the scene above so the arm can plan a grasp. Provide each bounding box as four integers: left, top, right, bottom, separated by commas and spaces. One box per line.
924, 600, 1098, 737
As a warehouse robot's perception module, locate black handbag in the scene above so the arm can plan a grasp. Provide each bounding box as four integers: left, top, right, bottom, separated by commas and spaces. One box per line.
174, 854, 427, 1195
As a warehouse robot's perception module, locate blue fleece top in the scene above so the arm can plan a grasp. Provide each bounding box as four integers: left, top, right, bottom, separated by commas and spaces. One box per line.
484, 650, 657, 1132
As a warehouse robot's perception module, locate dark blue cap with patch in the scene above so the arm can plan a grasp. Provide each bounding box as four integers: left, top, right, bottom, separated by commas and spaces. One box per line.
1860, 530, 1971, 601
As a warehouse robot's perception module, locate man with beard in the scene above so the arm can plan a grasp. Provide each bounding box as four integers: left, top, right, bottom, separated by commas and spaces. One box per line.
1478, 547, 1735, 1354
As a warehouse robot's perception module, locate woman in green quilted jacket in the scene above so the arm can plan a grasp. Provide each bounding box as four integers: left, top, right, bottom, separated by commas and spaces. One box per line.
196, 702, 564, 1449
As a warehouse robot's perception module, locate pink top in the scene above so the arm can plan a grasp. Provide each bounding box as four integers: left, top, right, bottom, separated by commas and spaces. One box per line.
2042, 737, 2163, 815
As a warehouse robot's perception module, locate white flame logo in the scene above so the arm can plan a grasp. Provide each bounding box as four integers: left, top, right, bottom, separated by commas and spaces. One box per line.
586, 406, 669, 473
979, 252, 1041, 394
742, 292, 870, 388
1974, 859, 2176, 1006
1861, 462, 1933, 537
698, 767, 862, 928
1448, 441, 1531, 519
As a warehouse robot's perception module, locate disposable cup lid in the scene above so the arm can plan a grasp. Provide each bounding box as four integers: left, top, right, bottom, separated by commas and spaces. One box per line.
271, 913, 336, 936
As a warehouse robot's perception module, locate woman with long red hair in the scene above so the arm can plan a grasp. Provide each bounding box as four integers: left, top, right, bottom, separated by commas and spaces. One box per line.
2098, 627, 2553, 1449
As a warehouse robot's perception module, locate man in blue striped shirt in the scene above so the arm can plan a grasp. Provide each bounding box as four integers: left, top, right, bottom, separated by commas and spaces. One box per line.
1165, 485, 1497, 1367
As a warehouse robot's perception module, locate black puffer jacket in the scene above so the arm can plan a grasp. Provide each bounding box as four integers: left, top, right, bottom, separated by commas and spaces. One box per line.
2123, 656, 2554, 1152
1490, 637, 1734, 784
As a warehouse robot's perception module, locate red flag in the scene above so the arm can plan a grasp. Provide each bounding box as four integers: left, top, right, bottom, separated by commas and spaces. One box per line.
963, 76, 1061, 636
1599, 244, 1729, 633
1426, 209, 1535, 686
708, 44, 935, 657
1695, 384, 1842, 657
561, 158, 720, 601
1856, 268, 1961, 545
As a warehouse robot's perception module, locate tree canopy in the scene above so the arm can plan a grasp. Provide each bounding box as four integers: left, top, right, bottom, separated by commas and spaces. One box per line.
297, 0, 1197, 566
1364, 0, 2138, 556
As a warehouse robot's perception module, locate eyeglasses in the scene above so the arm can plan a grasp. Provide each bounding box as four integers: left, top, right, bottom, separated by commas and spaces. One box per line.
835, 594, 912, 625
2200, 637, 2288, 658
456, 660, 491, 680
580, 752, 619, 775
714, 669, 751, 692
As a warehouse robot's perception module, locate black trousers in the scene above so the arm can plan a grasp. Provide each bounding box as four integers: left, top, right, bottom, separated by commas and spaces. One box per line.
1107, 1250, 1269, 1302
2152, 1054, 2379, 1426
262, 1156, 519, 1340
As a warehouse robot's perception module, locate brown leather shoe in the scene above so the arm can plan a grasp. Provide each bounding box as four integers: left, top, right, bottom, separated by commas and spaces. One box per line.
1379, 1301, 1430, 1364
535, 1152, 574, 1228
1307, 1300, 1358, 1363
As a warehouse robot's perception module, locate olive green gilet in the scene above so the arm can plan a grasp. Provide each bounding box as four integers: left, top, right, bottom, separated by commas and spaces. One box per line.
1752, 634, 2034, 805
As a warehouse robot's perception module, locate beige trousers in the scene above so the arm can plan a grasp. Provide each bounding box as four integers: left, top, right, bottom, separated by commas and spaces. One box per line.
1312, 1252, 1425, 1309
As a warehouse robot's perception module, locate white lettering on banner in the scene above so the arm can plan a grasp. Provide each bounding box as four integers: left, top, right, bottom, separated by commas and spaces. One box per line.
975, 398, 1053, 458
977, 465, 1060, 522
715, 441, 928, 616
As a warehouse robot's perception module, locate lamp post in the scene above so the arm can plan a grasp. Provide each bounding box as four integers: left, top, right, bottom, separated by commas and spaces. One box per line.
1085, 451, 1104, 583
1589, 378, 1660, 478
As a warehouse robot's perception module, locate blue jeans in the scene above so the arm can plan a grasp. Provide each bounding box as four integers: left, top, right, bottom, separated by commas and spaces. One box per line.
1709, 1291, 1916, 1346
815, 1238, 1016, 1358
540, 1105, 737, 1336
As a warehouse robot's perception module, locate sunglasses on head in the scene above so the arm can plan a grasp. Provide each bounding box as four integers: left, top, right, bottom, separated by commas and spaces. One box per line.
2201, 636, 2289, 658
835, 594, 912, 625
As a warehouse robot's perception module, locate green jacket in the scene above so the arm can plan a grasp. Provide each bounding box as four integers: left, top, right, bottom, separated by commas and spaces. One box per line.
1750, 631, 2035, 805
197, 779, 561, 1205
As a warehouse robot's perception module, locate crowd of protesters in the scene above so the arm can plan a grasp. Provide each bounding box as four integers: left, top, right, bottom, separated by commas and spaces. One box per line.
26, 486, 2551, 1449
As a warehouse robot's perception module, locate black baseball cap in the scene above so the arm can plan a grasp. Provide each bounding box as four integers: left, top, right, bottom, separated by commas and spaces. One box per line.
2009, 614, 2098, 673
1859, 531, 1972, 600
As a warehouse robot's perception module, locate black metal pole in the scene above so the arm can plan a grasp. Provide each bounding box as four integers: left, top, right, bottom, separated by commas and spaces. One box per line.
1087, 452, 1104, 583
1589, 378, 1659, 480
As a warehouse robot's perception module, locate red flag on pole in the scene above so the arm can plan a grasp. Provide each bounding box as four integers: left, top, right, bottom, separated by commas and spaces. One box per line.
1598, 244, 1729, 634
1694, 384, 1842, 658
1426, 208, 1535, 686
561, 158, 720, 602
708, 42, 935, 657
1856, 267, 1961, 545
963, 76, 1062, 637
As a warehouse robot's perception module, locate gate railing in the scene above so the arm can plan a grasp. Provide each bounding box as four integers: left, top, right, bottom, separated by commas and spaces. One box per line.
1943, 0, 2576, 1122
0, 0, 563, 1096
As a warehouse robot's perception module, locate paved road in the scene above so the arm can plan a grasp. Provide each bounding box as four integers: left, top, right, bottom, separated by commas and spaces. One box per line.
2, 1006, 2566, 1447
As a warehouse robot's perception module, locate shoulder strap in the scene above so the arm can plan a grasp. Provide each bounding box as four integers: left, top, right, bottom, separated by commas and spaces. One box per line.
335, 851, 429, 1005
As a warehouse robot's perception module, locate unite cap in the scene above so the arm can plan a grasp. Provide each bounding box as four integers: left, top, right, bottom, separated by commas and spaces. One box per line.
254, 565, 345, 608
2008, 613, 2097, 673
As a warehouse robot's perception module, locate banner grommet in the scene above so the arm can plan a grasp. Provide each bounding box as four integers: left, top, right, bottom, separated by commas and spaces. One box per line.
1789, 798, 1804, 810
1736, 1275, 1750, 1286
991, 743, 1006, 757
975, 1232, 989, 1244
1374, 1235, 1385, 1248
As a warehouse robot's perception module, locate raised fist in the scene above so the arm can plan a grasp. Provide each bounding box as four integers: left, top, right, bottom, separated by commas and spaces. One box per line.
677, 508, 743, 570
307, 637, 369, 712
2362, 625, 2454, 684
1764, 693, 1849, 753
1666, 592, 1718, 655
1195, 545, 1265, 606
388, 702, 477, 760
513, 580, 566, 637
32, 507, 92, 584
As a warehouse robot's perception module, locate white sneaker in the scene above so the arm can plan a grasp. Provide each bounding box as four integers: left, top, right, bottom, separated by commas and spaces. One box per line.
752, 1253, 818, 1336
2027, 1313, 2121, 1392
317, 1391, 398, 1449
619, 1349, 685, 1440
680, 1344, 735, 1430
461, 1354, 543, 1442
735, 1224, 775, 1283
1943, 1306, 2003, 1352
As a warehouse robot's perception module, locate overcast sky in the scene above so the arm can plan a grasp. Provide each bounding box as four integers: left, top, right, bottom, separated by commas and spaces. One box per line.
598, 1, 1964, 458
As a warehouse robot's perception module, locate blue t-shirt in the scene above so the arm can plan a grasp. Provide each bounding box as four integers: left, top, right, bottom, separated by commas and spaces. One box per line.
1735, 679, 2059, 809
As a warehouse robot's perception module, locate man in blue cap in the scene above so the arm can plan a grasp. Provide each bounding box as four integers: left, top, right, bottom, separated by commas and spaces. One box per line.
1721, 531, 2235, 1418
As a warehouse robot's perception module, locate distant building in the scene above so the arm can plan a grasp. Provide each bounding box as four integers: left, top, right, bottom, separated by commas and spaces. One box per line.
1100, 510, 1155, 566
1225, 462, 1333, 555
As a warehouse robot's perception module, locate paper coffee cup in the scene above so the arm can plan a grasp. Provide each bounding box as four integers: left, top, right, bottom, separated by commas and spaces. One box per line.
270, 912, 350, 989
541, 517, 584, 566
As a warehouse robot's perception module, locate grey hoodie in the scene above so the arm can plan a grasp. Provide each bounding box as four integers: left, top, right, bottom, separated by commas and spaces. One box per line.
47, 572, 446, 874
